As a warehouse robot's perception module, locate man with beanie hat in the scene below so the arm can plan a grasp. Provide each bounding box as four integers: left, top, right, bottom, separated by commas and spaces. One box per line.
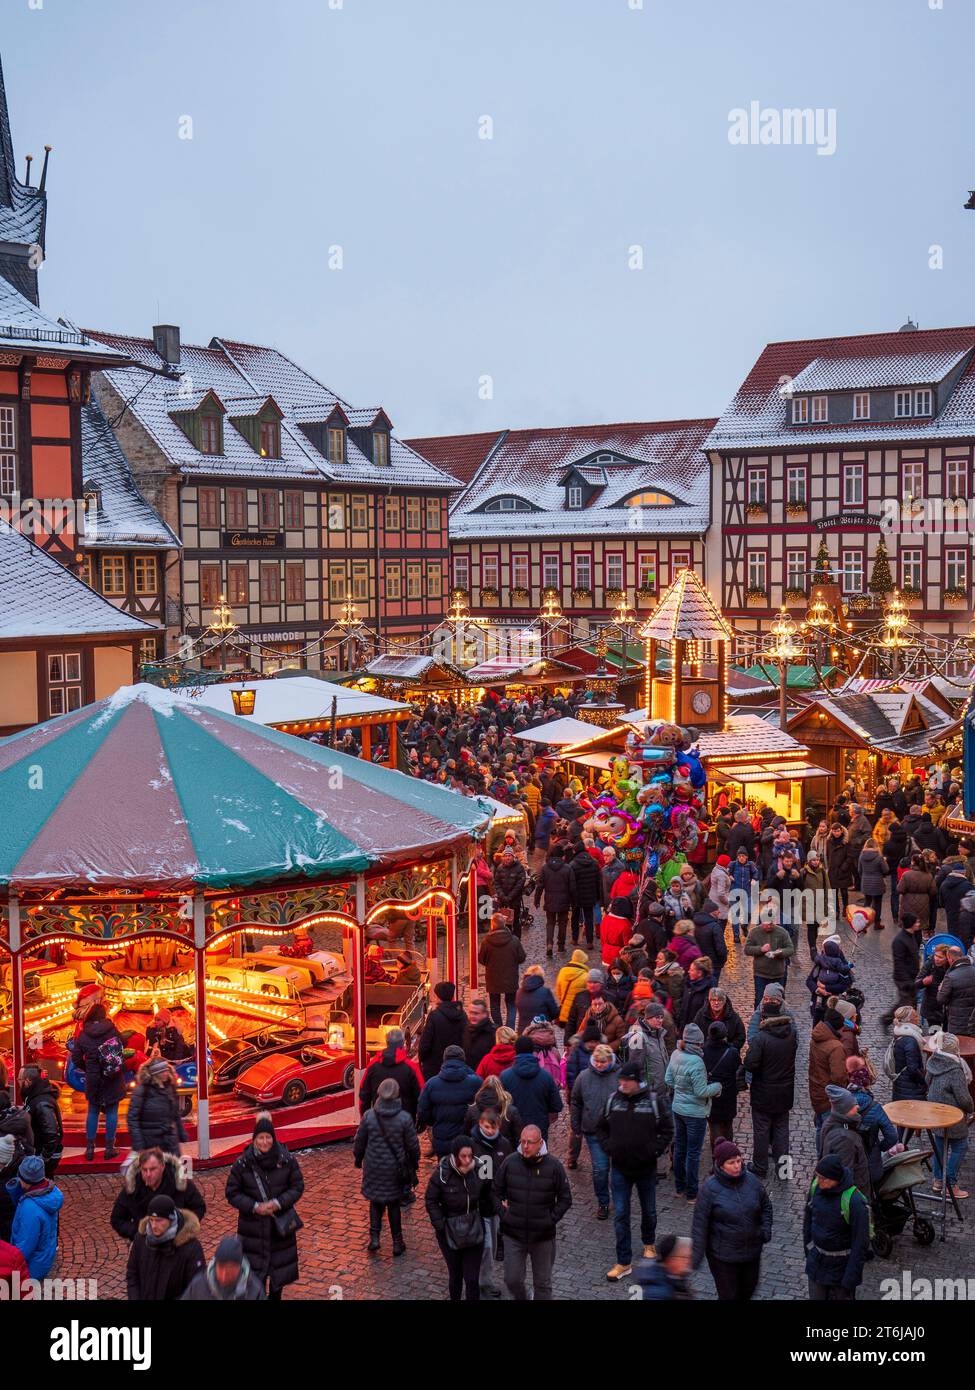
597, 1060, 674, 1280
803, 1153, 869, 1300
181, 1234, 265, 1300
819, 1086, 870, 1198
417, 980, 467, 1081
665, 1023, 722, 1203
808, 1008, 851, 1143
478, 911, 527, 1028
417, 1045, 481, 1156
565, 968, 607, 1038
691, 1139, 772, 1301
745, 981, 795, 1047
743, 993, 798, 1180
623, 1002, 673, 1096
126, 1191, 204, 1301
569, 1043, 619, 1217
500, 1037, 563, 1141
632, 1232, 694, 1300
5, 1154, 63, 1279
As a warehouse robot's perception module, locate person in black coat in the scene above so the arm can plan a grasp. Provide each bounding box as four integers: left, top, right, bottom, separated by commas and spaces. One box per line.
702, 1022, 741, 1149
803, 1154, 869, 1300
889, 1009, 927, 1101
495, 1126, 572, 1300
692, 989, 746, 1053
825, 828, 855, 913
595, 1064, 674, 1277
17, 1067, 62, 1179
938, 863, 971, 939
225, 1113, 305, 1299
354, 1078, 420, 1255
914, 947, 948, 1032
71, 1005, 126, 1161
127, 1060, 187, 1155
126, 1194, 204, 1301
478, 914, 527, 1029
111, 1148, 207, 1242
692, 903, 728, 981
417, 981, 467, 1081
957, 889, 975, 952
725, 816, 756, 860
357, 1030, 423, 1118
936, 949, 975, 1034
493, 850, 527, 937
883, 822, 908, 914
743, 1004, 798, 1179
569, 845, 602, 949
145, 1009, 193, 1063
882, 917, 922, 1024
679, 960, 715, 1033
691, 1140, 772, 1301
0, 1092, 33, 1242
463, 999, 497, 1073
417, 1047, 482, 1156
533, 847, 576, 957
424, 1133, 495, 1301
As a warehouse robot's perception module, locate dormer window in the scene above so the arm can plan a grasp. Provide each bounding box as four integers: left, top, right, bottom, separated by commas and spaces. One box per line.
811, 395, 828, 423
853, 392, 870, 420
373, 430, 390, 466
792, 397, 809, 424
914, 388, 933, 416
259, 419, 281, 459
895, 390, 913, 418
567, 485, 584, 509
327, 427, 345, 464
484, 496, 532, 513
200, 414, 222, 454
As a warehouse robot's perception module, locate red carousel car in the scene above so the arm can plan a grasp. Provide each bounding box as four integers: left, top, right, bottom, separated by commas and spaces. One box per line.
234, 1041, 355, 1107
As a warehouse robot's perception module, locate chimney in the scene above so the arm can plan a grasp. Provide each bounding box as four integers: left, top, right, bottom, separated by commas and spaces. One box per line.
152, 324, 181, 366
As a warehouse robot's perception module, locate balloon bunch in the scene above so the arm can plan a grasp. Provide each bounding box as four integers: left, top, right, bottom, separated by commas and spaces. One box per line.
627, 720, 707, 879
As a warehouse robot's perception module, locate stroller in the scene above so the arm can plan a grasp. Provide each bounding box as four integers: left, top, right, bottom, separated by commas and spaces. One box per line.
869, 1147, 936, 1257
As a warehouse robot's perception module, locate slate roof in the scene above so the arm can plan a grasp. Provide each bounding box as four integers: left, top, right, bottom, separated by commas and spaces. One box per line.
0, 53, 45, 250
407, 420, 715, 539
85, 331, 459, 490
697, 714, 811, 763
0, 519, 155, 639
0, 280, 126, 362
80, 399, 180, 551
793, 691, 956, 755
707, 326, 975, 452
638, 568, 735, 643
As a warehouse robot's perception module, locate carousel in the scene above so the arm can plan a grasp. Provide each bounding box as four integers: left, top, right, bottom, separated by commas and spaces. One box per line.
0, 684, 488, 1169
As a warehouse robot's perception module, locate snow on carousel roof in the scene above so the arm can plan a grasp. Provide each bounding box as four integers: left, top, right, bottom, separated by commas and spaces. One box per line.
0, 684, 489, 892
638, 568, 735, 644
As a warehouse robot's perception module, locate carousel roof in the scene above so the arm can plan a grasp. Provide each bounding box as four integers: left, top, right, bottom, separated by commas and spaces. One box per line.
0, 684, 489, 893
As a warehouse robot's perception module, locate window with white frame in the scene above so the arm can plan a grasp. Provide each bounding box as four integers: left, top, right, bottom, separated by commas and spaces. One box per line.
786, 466, 807, 505
746, 467, 767, 505
792, 397, 809, 424
452, 554, 470, 591
406, 562, 422, 599
914, 389, 933, 416
853, 392, 870, 421
512, 554, 530, 591
480, 554, 500, 590
567, 485, 583, 510
811, 395, 828, 423
747, 552, 767, 593
47, 652, 82, 716
945, 546, 969, 592
670, 550, 691, 578
842, 464, 864, 506
946, 456, 970, 498
0, 405, 16, 493
840, 549, 865, 595
542, 553, 560, 589
902, 459, 925, 499
895, 390, 913, 418
900, 548, 923, 593
605, 553, 624, 590
786, 549, 807, 592
638, 553, 657, 590
574, 554, 592, 591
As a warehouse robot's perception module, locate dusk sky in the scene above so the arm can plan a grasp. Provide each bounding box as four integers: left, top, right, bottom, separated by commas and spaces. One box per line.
5, 0, 974, 437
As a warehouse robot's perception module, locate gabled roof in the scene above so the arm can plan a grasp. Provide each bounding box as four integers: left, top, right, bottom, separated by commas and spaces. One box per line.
362, 654, 467, 684
638, 568, 735, 643
697, 713, 811, 763
80, 399, 180, 551
0, 280, 127, 363
707, 325, 975, 452
85, 330, 458, 490
406, 420, 716, 539
0, 519, 155, 639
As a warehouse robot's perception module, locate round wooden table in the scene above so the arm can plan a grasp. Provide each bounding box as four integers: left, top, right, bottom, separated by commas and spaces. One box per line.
921, 1034, 975, 1107
884, 1100, 965, 1241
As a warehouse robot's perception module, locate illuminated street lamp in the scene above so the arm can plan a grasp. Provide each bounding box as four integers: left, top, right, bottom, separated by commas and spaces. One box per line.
764, 605, 802, 727
208, 594, 236, 637
612, 593, 637, 688
876, 590, 912, 678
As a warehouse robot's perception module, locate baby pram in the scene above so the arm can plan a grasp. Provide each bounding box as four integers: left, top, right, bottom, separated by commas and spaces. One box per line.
869, 1147, 936, 1257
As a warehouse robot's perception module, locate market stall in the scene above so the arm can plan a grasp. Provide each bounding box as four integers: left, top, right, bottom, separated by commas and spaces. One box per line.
0, 684, 488, 1169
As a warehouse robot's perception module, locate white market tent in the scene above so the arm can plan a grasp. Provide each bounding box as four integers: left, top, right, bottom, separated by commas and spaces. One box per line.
515, 716, 604, 746
178, 675, 409, 726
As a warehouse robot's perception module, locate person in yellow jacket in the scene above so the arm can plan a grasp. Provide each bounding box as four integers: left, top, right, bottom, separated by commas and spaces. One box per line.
555, 949, 591, 1027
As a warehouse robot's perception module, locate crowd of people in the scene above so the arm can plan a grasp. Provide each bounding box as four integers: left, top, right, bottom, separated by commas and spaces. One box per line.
2, 682, 973, 1302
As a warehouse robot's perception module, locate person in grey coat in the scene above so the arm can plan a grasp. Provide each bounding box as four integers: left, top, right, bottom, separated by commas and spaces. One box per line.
924, 1036, 974, 1197
353, 1078, 420, 1255
569, 1045, 619, 1216
857, 839, 889, 918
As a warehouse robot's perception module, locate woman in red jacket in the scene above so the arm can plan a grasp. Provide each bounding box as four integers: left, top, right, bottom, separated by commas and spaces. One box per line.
601, 897, 636, 969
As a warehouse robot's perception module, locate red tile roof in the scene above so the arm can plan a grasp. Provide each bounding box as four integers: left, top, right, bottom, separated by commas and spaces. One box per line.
406, 429, 503, 486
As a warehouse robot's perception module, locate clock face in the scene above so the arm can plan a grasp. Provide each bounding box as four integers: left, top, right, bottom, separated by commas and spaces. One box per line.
691, 689, 713, 715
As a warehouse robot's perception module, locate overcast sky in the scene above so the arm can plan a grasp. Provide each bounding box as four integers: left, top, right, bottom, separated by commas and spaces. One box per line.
6, 0, 974, 437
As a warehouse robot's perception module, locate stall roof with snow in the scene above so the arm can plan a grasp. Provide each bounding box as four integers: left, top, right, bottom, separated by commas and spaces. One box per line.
179, 675, 412, 727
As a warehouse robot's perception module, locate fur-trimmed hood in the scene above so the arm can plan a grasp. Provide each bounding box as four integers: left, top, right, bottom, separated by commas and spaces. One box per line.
123, 1149, 189, 1194
136, 1207, 201, 1246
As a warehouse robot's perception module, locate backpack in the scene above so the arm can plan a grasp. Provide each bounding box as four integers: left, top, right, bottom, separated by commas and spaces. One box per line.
97, 1035, 124, 1077
883, 1037, 902, 1081
809, 1178, 873, 1236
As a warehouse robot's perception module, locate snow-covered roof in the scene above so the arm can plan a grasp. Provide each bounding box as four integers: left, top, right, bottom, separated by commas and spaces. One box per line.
697, 714, 810, 763
179, 675, 411, 726
80, 399, 180, 551
514, 715, 605, 746
363, 654, 466, 683
639, 568, 735, 643
87, 330, 458, 491
0, 279, 127, 362
0, 520, 155, 640
407, 420, 715, 539
707, 326, 975, 452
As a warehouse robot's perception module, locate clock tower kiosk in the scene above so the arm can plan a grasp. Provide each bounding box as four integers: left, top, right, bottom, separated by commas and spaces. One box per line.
639, 568, 734, 732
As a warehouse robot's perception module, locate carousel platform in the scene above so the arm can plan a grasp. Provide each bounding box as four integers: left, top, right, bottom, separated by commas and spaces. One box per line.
56, 1090, 358, 1174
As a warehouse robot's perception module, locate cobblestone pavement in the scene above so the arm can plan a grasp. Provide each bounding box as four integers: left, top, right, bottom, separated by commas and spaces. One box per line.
54, 893, 974, 1301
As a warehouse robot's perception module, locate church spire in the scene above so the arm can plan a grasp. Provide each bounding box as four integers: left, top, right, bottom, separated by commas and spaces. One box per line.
0, 51, 48, 305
